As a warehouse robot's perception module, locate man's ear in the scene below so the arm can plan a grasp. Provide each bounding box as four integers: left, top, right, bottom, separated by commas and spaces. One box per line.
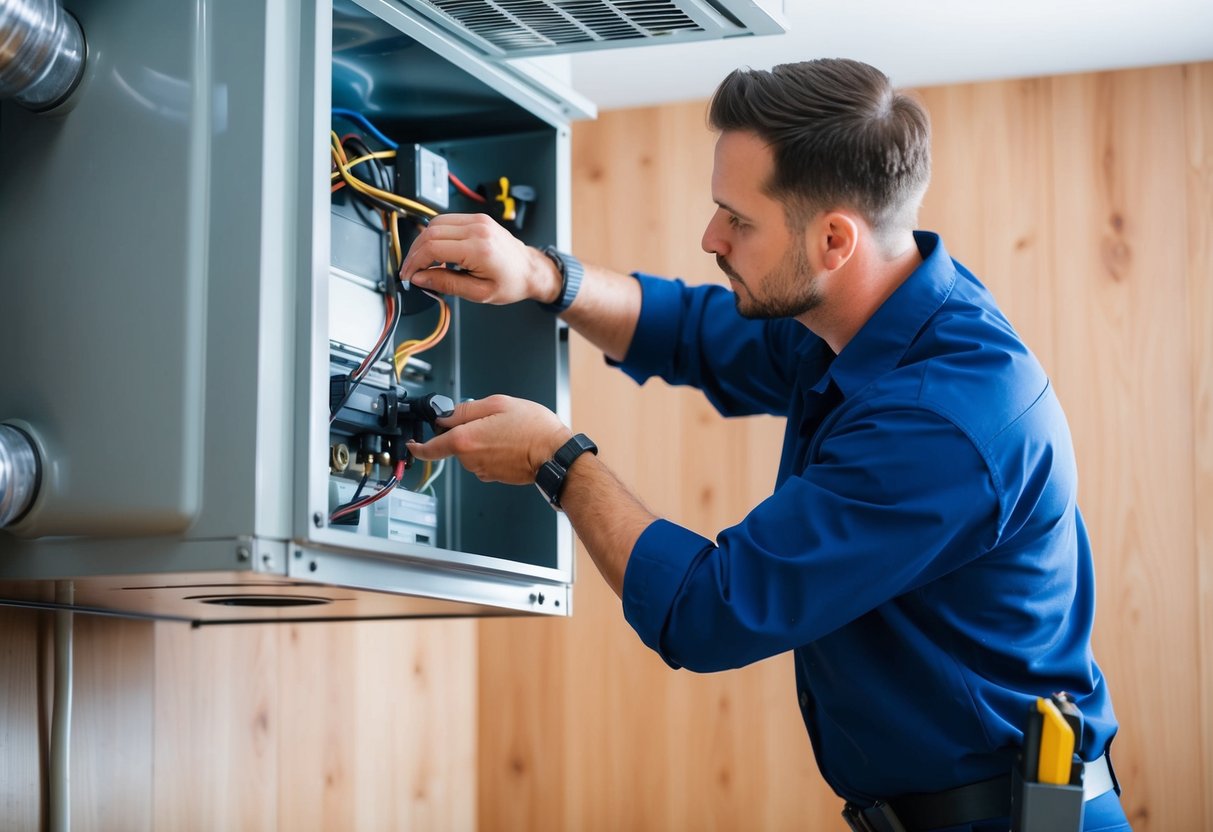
817, 211, 859, 272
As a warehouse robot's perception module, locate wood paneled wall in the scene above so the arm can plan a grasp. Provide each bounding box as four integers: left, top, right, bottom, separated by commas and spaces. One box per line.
478, 62, 1213, 831
1, 61, 1209, 832
0, 610, 476, 831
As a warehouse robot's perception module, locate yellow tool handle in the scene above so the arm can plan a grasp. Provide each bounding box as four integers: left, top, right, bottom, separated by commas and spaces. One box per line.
494, 176, 516, 221
1035, 697, 1075, 785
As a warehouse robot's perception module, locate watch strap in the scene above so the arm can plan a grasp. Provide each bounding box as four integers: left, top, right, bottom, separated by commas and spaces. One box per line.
553, 433, 597, 469
538, 246, 584, 313
535, 433, 598, 508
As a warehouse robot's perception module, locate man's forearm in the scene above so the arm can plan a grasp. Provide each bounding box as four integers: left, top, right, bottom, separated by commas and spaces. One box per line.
558, 453, 655, 598
532, 249, 642, 364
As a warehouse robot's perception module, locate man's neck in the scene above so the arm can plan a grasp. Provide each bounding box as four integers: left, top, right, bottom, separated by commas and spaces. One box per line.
797, 234, 923, 355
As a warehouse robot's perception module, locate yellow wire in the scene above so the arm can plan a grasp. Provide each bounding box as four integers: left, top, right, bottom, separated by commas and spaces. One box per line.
329, 135, 444, 375
389, 212, 402, 274
331, 134, 348, 166
330, 132, 437, 218
416, 459, 433, 492
329, 149, 397, 180
394, 317, 446, 371
394, 297, 449, 375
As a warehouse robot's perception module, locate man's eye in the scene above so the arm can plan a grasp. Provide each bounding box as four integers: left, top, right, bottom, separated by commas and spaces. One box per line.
727, 214, 744, 228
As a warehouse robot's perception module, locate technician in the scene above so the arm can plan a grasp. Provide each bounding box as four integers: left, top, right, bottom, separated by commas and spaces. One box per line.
403, 59, 1129, 831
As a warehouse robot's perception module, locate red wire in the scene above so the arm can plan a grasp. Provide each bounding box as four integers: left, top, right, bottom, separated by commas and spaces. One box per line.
353, 292, 396, 379
330, 461, 406, 522
448, 172, 486, 203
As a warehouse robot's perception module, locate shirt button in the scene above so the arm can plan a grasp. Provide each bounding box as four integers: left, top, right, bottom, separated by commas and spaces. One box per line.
799, 691, 809, 709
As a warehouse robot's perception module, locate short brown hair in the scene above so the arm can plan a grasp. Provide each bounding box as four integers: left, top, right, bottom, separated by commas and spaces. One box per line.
708, 59, 931, 242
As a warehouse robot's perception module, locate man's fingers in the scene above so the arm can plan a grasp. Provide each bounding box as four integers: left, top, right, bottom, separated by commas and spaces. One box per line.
401, 238, 482, 279
407, 429, 460, 462
435, 396, 507, 429
405, 267, 489, 301
421, 213, 485, 230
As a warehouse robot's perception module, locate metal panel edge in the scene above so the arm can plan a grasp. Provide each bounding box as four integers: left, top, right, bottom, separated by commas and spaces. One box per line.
346, 0, 595, 124
297, 0, 335, 546
0, 536, 287, 581
553, 123, 576, 585
253, 0, 307, 538
289, 543, 571, 615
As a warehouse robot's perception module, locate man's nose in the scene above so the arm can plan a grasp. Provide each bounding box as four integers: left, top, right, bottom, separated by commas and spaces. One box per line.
701, 212, 729, 256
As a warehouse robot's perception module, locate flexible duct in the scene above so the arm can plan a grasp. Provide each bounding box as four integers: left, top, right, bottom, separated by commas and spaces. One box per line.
0, 0, 85, 111
0, 424, 40, 527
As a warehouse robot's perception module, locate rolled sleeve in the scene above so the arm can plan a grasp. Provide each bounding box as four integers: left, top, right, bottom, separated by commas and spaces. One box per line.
609, 273, 685, 384
621, 405, 1001, 674
621, 519, 714, 668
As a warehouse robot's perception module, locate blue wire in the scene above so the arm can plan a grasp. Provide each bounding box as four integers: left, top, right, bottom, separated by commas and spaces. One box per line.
331, 108, 398, 149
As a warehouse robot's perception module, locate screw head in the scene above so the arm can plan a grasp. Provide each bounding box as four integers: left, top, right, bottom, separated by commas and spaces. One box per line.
313, 512, 323, 527
236, 546, 250, 562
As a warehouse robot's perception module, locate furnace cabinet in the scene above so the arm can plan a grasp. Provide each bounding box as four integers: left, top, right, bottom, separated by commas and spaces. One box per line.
0, 0, 782, 623
0, 0, 586, 622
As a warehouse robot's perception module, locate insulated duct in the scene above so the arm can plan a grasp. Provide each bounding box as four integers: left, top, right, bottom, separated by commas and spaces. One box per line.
0, 0, 85, 111
0, 424, 40, 527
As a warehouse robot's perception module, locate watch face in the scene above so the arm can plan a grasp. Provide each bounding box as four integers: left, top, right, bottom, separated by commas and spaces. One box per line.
535, 459, 565, 507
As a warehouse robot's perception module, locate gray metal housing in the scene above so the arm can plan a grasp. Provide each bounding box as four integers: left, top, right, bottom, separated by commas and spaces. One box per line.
0, 0, 584, 622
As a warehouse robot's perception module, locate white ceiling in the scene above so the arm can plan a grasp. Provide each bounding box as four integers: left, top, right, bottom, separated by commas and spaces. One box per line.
530, 0, 1213, 110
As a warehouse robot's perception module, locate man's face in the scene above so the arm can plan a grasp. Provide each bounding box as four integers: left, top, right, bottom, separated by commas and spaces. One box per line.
701, 130, 823, 320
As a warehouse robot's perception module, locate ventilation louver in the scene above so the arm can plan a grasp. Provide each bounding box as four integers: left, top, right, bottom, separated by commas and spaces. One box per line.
394, 0, 785, 57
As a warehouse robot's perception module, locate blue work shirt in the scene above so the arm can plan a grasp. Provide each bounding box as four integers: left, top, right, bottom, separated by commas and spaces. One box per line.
616, 232, 1119, 809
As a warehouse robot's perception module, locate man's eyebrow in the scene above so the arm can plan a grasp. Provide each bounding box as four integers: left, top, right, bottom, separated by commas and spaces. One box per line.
715, 200, 753, 222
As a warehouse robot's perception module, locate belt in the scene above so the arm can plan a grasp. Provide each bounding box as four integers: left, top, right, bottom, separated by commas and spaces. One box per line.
842, 753, 1116, 832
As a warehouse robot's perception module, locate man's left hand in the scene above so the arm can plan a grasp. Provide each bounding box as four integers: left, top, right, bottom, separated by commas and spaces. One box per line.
407, 395, 572, 485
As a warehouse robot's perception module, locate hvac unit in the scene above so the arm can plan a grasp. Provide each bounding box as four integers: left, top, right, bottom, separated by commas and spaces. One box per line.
0, 0, 783, 624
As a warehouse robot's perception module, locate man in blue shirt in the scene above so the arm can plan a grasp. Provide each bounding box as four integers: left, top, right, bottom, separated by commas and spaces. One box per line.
403, 59, 1129, 830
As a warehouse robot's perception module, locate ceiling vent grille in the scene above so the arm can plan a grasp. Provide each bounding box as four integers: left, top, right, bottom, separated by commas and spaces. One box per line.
394, 0, 785, 57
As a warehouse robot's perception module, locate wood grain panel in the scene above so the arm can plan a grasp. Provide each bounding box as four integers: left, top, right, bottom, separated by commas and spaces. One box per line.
916, 78, 1057, 371
1048, 66, 1199, 830
153, 622, 278, 832
0, 608, 46, 831
347, 620, 476, 831
277, 620, 476, 832
275, 622, 357, 831
71, 615, 154, 832
1184, 62, 1213, 830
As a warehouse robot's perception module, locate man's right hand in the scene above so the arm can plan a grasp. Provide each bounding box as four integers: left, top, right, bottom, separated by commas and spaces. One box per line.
400, 213, 562, 306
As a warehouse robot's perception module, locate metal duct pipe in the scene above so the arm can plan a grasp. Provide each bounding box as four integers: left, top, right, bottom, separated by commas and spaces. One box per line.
0, 0, 85, 111
0, 424, 40, 527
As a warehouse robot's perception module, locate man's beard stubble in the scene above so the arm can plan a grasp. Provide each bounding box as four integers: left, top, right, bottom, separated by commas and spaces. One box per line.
717, 248, 823, 320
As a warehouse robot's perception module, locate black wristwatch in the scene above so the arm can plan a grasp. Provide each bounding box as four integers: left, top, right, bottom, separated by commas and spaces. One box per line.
534, 433, 598, 509
538, 246, 585, 313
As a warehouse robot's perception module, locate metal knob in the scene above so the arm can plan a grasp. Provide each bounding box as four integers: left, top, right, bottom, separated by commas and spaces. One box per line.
0, 424, 41, 528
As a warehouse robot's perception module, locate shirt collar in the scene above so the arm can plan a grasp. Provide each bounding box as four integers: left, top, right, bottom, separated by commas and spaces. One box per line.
807, 231, 956, 398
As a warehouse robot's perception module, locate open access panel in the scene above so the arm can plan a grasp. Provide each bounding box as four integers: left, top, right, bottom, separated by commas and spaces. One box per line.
0, 0, 590, 622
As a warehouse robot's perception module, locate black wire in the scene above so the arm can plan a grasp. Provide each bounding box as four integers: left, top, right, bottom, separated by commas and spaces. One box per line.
330, 475, 399, 522
329, 292, 402, 423
341, 135, 391, 228
333, 133, 432, 226
328, 472, 372, 521
332, 472, 371, 517
343, 135, 392, 192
